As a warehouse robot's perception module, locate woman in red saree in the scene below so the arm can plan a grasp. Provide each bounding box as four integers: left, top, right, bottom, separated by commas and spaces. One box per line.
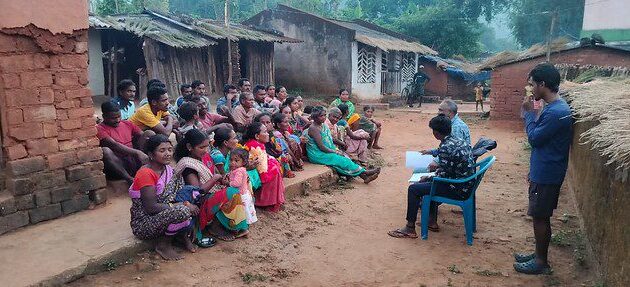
242, 122, 286, 212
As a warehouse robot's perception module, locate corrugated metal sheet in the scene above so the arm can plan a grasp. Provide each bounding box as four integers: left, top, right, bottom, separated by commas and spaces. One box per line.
197, 20, 301, 43
89, 15, 217, 48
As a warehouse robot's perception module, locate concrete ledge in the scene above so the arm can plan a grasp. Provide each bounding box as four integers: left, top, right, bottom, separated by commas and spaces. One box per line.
0, 163, 336, 287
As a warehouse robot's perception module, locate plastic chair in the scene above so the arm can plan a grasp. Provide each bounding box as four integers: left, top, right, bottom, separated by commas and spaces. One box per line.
420, 156, 496, 245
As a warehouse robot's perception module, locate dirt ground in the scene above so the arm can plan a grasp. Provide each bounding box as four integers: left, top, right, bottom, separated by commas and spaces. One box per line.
70, 110, 599, 287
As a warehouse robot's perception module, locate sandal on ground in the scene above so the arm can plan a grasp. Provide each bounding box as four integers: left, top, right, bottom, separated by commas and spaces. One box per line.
513, 258, 552, 275
514, 252, 536, 263
209, 231, 235, 242
196, 237, 217, 248
234, 230, 249, 239
387, 228, 418, 239
428, 223, 440, 232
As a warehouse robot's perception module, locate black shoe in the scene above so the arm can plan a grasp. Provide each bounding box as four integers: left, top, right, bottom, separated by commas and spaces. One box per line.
514, 252, 536, 263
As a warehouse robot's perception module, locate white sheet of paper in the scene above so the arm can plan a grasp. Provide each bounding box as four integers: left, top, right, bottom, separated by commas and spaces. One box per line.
408, 172, 436, 183
405, 151, 435, 173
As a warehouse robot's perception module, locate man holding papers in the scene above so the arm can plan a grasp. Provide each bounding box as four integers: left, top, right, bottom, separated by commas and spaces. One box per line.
388, 115, 474, 238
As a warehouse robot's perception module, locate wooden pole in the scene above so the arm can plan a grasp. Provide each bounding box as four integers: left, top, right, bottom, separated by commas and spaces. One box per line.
546, 10, 558, 62
225, 0, 233, 85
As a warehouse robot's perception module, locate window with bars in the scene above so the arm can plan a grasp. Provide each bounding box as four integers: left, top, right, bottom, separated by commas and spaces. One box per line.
401, 53, 416, 83
357, 43, 377, 83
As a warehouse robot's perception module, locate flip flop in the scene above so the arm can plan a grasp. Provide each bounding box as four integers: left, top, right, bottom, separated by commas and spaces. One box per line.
513, 258, 552, 275
209, 231, 235, 242
234, 230, 249, 239
514, 252, 536, 263
196, 237, 217, 248
388, 228, 419, 239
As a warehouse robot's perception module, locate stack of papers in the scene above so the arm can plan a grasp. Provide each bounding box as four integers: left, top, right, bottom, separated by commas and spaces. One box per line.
405, 151, 436, 183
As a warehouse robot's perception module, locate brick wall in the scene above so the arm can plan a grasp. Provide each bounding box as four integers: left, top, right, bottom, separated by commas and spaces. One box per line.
0, 25, 106, 235
490, 46, 630, 120
419, 58, 448, 97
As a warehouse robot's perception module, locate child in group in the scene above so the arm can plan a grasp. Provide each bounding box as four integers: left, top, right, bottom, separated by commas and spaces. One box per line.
176, 102, 201, 142
227, 148, 257, 225
358, 106, 383, 149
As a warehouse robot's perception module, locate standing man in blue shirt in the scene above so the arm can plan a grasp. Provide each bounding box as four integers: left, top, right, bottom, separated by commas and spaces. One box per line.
514, 63, 572, 275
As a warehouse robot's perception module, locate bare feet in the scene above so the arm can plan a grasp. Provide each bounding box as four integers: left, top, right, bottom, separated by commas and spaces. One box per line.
234, 229, 249, 239
372, 145, 384, 149
208, 220, 235, 241
179, 233, 197, 253
363, 173, 379, 184
155, 236, 184, 260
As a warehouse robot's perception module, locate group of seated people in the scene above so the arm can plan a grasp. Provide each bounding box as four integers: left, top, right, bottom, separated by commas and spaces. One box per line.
96, 78, 383, 260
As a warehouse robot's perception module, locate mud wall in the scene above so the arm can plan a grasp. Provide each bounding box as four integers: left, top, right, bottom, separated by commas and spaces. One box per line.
567, 121, 629, 287
0, 24, 106, 235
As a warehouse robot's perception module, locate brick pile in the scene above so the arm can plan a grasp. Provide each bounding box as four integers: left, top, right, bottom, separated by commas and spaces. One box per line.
0, 25, 106, 235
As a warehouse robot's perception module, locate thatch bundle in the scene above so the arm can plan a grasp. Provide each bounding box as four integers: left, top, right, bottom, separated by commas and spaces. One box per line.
563, 78, 630, 169
479, 38, 572, 70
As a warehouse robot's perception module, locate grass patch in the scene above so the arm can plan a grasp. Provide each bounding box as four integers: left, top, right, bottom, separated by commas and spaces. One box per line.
447, 264, 462, 274
550, 229, 590, 267
551, 230, 573, 247
102, 259, 118, 271
241, 273, 267, 284
473, 269, 502, 277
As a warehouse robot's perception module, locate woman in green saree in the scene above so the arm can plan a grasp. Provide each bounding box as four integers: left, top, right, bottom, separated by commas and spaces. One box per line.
306, 106, 380, 183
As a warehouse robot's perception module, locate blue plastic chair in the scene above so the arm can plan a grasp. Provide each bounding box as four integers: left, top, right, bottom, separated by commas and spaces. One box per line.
420, 156, 496, 245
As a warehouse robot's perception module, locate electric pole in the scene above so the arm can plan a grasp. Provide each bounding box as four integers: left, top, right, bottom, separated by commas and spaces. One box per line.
546, 9, 558, 62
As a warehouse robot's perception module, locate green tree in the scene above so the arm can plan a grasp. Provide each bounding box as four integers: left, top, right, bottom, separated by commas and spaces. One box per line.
94, 0, 169, 15
393, 1, 483, 58
509, 0, 585, 47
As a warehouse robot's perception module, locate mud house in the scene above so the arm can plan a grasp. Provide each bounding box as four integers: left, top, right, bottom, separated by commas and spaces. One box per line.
418, 55, 490, 102
244, 4, 437, 102
88, 10, 300, 98
0, 0, 107, 234
479, 42, 630, 120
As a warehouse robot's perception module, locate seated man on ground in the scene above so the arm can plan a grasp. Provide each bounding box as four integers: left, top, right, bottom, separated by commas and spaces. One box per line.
130, 86, 177, 137
216, 84, 239, 115
306, 106, 380, 183
231, 92, 261, 133
388, 115, 474, 238
238, 78, 252, 93
197, 96, 234, 134
112, 79, 137, 120
97, 102, 152, 184
175, 83, 194, 109
253, 84, 279, 114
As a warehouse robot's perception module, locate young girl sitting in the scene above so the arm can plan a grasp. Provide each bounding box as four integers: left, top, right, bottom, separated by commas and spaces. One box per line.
228, 148, 257, 225
358, 106, 383, 149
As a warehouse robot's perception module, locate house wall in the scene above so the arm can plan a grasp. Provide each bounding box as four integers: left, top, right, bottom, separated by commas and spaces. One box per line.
88, 28, 104, 96
418, 58, 448, 97
582, 0, 630, 41
0, 0, 88, 34
351, 42, 382, 101
490, 47, 630, 120
240, 41, 274, 86
567, 121, 629, 287
447, 77, 474, 101
0, 13, 107, 234
143, 38, 217, 99
247, 13, 354, 96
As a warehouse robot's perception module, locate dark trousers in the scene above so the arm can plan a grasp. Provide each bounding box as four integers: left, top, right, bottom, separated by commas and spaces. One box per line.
406, 181, 468, 224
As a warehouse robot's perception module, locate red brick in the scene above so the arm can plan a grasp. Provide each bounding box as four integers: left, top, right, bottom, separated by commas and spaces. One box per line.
58, 54, 87, 69
87, 137, 100, 147
47, 151, 78, 169
20, 71, 53, 87
77, 147, 103, 163
57, 131, 73, 141
56, 109, 68, 120
66, 87, 90, 99
73, 174, 106, 192
66, 164, 92, 181
38, 87, 55, 104
54, 89, 66, 102
53, 71, 79, 86
0, 33, 17, 53
80, 96, 93, 107
88, 161, 105, 172
56, 100, 76, 109
89, 188, 107, 205
22, 105, 57, 122
9, 123, 43, 140
26, 138, 59, 156
15, 36, 39, 53
67, 107, 94, 119
59, 139, 87, 151
32, 54, 50, 69
6, 156, 46, 176
0, 54, 34, 72
43, 123, 58, 138
78, 72, 89, 85
74, 127, 97, 138
29, 204, 62, 224
6, 108, 23, 125
82, 117, 97, 127
0, 211, 30, 235
75, 41, 88, 54
60, 119, 82, 130
6, 144, 28, 160
1, 73, 20, 88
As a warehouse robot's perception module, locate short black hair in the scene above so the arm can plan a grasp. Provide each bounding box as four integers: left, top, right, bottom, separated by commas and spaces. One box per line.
147, 86, 168, 104
271, 112, 286, 126
180, 84, 191, 92
238, 78, 250, 87
254, 112, 272, 123
529, 63, 561, 93
338, 103, 349, 115
429, 114, 452, 136
303, 105, 314, 114
339, 88, 349, 95
191, 80, 204, 89
223, 84, 237, 94
116, 79, 135, 94
102, 101, 120, 114
266, 85, 275, 91
177, 102, 198, 121
145, 134, 171, 155
310, 106, 326, 118
147, 79, 164, 89
253, 85, 266, 95
230, 148, 250, 166
363, 105, 374, 112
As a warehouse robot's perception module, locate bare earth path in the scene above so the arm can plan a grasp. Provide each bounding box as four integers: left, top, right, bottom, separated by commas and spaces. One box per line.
71, 111, 597, 286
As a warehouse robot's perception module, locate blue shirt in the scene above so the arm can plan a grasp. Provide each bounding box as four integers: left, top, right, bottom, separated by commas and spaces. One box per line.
112, 96, 135, 120
451, 114, 471, 146
216, 96, 239, 114
524, 98, 573, 185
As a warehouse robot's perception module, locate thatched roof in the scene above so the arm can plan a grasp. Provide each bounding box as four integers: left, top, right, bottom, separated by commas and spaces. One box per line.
563, 78, 630, 169
89, 14, 217, 48
329, 20, 437, 55
89, 10, 300, 49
